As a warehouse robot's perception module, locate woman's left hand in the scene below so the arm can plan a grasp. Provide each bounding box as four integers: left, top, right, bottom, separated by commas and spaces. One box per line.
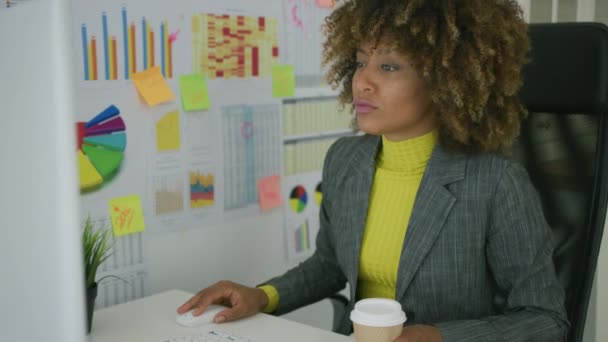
393, 324, 443, 342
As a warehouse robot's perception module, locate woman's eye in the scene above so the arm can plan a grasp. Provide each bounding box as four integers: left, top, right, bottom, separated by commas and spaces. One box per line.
355, 61, 365, 68
381, 64, 398, 72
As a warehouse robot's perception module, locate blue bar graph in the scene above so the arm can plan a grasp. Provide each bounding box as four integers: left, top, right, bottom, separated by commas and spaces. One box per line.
102, 12, 110, 80
122, 6, 128, 79
81, 24, 89, 81
142, 17, 147, 70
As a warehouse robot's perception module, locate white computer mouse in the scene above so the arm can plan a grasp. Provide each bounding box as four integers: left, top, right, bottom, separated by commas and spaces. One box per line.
175, 304, 226, 327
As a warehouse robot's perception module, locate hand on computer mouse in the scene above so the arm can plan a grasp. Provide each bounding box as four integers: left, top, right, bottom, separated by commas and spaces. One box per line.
177, 280, 269, 323
175, 304, 226, 327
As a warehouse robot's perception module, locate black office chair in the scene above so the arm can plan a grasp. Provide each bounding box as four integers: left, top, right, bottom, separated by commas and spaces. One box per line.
510, 22, 608, 342
327, 23, 608, 341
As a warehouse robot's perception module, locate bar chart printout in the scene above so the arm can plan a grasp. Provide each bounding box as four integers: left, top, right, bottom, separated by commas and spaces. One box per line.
154, 174, 184, 215
80, 7, 175, 81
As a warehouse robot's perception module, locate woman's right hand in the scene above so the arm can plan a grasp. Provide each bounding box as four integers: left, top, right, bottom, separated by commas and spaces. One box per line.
176, 280, 269, 323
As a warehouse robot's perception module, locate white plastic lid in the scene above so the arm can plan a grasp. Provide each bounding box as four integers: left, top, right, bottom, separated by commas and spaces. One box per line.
350, 298, 407, 327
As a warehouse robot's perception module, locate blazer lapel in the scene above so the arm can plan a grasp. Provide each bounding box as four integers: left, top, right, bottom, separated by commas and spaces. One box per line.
340, 135, 380, 300
395, 145, 466, 301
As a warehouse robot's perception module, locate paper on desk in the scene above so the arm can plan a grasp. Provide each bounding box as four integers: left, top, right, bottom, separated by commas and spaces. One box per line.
109, 194, 145, 237
179, 73, 210, 111
132, 66, 175, 106
258, 174, 283, 211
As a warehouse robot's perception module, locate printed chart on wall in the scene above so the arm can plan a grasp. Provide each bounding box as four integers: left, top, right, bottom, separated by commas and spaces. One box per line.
282, 0, 333, 87
85, 217, 147, 310
283, 171, 322, 260
222, 104, 282, 215
192, 12, 280, 79
75, 3, 184, 83
77, 104, 127, 192
185, 111, 219, 220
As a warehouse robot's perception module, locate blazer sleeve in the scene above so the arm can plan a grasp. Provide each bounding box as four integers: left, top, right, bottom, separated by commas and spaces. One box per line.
435, 163, 569, 342
261, 140, 348, 315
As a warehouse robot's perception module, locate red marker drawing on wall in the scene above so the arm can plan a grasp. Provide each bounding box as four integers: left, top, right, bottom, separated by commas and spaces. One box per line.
169, 29, 181, 44
291, 5, 303, 30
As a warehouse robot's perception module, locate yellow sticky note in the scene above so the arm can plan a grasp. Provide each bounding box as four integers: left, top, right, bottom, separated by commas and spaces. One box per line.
272, 64, 295, 98
132, 66, 175, 106
258, 175, 283, 212
179, 74, 210, 111
108, 195, 145, 237
156, 110, 181, 151
316, 0, 335, 8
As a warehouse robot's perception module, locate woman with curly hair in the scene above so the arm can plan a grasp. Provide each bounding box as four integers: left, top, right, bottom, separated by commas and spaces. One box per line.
179, 1, 568, 340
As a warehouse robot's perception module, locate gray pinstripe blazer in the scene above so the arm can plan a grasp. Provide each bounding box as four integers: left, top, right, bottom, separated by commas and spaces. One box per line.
265, 135, 568, 341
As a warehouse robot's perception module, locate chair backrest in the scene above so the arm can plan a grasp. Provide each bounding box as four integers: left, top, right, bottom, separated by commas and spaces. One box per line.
511, 22, 608, 342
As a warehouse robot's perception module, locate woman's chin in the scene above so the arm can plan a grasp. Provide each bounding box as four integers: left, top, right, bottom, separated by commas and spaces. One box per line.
357, 123, 383, 136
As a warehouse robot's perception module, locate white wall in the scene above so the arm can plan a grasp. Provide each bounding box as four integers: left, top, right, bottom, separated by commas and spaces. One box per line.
0, 0, 85, 341
146, 209, 334, 330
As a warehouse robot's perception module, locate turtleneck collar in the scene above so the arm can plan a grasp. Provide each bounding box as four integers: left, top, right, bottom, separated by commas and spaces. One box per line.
377, 130, 439, 173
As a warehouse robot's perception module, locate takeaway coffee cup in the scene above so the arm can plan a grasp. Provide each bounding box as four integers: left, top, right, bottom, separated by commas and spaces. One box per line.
350, 298, 407, 342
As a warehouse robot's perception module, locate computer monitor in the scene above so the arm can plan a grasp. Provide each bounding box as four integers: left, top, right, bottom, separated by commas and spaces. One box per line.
0, 0, 86, 340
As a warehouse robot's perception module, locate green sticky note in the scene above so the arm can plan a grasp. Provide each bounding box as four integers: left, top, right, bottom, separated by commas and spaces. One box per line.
179, 74, 210, 111
272, 64, 295, 98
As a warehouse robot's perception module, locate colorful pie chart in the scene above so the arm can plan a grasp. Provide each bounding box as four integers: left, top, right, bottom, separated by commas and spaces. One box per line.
289, 185, 308, 213
77, 105, 126, 191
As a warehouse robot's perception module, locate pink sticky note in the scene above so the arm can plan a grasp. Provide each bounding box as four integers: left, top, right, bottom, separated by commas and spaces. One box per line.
258, 175, 283, 212
316, 0, 335, 8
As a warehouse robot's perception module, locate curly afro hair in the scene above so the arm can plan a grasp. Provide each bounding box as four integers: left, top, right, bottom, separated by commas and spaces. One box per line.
323, 0, 530, 153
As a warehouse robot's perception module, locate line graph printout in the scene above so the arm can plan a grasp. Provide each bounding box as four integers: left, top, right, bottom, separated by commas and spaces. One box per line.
222, 104, 282, 211
192, 13, 279, 79
282, 0, 333, 87
96, 269, 147, 309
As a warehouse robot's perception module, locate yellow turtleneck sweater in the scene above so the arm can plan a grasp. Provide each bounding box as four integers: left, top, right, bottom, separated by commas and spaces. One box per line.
357, 130, 438, 299
259, 131, 438, 311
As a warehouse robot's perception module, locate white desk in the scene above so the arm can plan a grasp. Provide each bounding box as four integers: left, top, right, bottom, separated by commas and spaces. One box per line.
88, 289, 352, 342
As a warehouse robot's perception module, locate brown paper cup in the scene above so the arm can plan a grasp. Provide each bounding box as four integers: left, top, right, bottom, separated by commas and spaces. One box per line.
353, 322, 403, 342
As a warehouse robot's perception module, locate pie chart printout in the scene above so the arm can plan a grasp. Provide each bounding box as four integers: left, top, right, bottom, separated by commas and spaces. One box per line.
289, 185, 308, 213
77, 105, 126, 191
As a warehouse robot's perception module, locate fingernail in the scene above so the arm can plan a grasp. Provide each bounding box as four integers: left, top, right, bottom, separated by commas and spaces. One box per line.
215, 316, 226, 323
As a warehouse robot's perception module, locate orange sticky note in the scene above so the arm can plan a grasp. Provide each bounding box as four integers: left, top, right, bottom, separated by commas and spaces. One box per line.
132, 66, 175, 106
108, 195, 145, 237
316, 0, 335, 8
258, 175, 283, 212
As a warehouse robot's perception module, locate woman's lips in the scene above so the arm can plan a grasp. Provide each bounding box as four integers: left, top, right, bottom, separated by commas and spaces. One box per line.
355, 105, 377, 113
354, 100, 377, 114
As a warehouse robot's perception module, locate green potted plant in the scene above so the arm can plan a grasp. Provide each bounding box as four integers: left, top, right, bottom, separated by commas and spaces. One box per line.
82, 215, 114, 333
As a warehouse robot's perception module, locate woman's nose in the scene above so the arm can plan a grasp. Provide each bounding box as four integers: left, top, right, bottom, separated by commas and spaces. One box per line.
353, 68, 374, 93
